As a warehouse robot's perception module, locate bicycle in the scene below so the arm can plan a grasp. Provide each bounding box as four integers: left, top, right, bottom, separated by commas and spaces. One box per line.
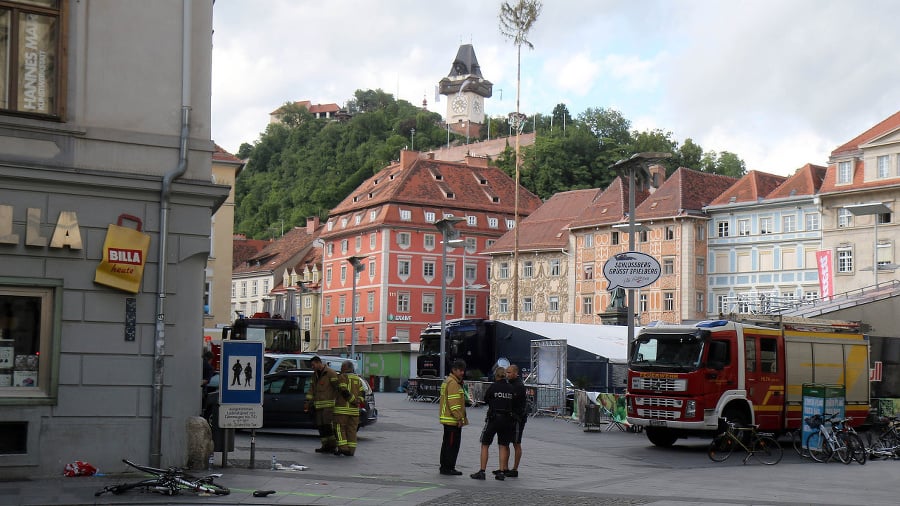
791, 427, 809, 458
832, 416, 866, 465
94, 458, 230, 497
707, 419, 783, 465
866, 415, 900, 460
805, 413, 850, 464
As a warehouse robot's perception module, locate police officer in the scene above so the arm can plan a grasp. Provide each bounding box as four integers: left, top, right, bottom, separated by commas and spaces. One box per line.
306, 356, 339, 453
334, 360, 363, 456
470, 366, 515, 480
504, 364, 527, 477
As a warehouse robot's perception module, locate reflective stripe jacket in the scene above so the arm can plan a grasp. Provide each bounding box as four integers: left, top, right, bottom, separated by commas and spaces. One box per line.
439, 374, 468, 427
307, 366, 339, 409
334, 373, 362, 416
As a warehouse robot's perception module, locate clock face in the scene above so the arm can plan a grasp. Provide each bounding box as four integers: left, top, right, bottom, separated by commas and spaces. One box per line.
451, 95, 467, 114
472, 97, 482, 114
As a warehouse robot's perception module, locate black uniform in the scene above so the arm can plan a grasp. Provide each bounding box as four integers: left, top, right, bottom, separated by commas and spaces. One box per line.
479, 378, 516, 446
509, 376, 527, 444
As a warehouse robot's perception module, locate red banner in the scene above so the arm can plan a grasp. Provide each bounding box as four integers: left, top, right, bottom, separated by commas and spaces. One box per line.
816, 250, 833, 300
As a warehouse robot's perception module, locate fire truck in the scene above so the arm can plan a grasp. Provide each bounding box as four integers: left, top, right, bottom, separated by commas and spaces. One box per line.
626, 315, 870, 447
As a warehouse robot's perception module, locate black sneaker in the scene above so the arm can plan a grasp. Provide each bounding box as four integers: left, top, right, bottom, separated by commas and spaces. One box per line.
448, 469, 462, 475
494, 471, 505, 481
470, 470, 486, 480
439, 469, 462, 476
504, 469, 518, 478
492, 469, 504, 475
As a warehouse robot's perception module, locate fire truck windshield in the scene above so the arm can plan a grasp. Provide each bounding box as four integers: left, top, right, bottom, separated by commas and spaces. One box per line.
631, 333, 704, 371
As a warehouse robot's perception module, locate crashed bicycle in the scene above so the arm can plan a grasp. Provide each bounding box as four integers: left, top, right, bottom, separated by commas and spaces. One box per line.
94, 458, 229, 497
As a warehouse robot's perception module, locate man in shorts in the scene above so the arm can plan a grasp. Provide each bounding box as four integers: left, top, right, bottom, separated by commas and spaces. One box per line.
470, 367, 515, 480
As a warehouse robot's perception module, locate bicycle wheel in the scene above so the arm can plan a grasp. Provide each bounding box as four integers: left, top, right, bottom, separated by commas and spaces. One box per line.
751, 434, 783, 465
195, 481, 230, 495
708, 433, 736, 462
175, 475, 230, 495
830, 435, 851, 464
791, 429, 808, 458
806, 432, 829, 463
840, 432, 866, 465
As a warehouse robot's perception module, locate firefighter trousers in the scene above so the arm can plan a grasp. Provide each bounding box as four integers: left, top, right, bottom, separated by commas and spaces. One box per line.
334, 413, 359, 455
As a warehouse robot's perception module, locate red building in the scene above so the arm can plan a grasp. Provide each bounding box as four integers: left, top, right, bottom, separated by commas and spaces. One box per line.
318, 150, 541, 349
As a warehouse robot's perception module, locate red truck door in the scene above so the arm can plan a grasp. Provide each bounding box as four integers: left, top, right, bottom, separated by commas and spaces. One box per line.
744, 334, 785, 430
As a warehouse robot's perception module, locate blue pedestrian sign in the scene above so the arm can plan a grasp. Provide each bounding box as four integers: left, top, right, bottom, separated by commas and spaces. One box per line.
219, 340, 264, 428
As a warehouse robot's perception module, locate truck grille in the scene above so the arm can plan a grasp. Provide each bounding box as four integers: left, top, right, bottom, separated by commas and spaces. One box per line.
631, 377, 687, 391
634, 397, 682, 408
637, 409, 679, 420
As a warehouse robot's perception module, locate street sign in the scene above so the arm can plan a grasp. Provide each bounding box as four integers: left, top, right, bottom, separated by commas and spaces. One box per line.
603, 251, 661, 290
218, 340, 264, 428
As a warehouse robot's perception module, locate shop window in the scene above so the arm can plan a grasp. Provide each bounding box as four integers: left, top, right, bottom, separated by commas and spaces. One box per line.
0, 280, 59, 401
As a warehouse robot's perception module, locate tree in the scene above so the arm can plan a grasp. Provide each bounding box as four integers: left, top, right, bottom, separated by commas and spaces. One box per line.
499, 0, 542, 320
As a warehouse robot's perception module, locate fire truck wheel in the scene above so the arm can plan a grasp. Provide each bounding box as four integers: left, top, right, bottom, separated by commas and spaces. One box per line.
646, 427, 678, 447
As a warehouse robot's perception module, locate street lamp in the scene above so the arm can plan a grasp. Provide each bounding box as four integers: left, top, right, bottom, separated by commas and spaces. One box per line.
346, 255, 367, 360
312, 238, 325, 351
435, 216, 464, 379
610, 152, 671, 361
845, 202, 892, 287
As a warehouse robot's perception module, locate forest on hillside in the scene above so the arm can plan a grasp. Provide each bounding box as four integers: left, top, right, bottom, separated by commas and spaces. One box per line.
233, 89, 747, 239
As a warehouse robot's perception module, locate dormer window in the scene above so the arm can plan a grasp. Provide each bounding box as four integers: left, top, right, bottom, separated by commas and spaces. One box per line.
445, 191, 455, 199
354, 215, 362, 225
374, 178, 380, 185
425, 211, 436, 223
837, 161, 852, 184
400, 209, 412, 221
492, 196, 499, 203
341, 217, 348, 228
353, 196, 359, 202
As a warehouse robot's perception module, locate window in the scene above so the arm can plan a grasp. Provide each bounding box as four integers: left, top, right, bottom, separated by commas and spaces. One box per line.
717, 294, 728, 314
325, 297, 332, 315
231, 282, 236, 298
696, 292, 705, 313
506, 219, 515, 229
353, 292, 360, 313
354, 214, 361, 225
0, 2, 65, 117
341, 239, 348, 253
550, 259, 560, 276
548, 296, 559, 312
696, 258, 705, 275
696, 224, 706, 241
355, 235, 361, 251
466, 215, 477, 226
664, 292, 674, 311
304, 295, 312, 309
611, 231, 619, 245
464, 295, 476, 316
464, 262, 476, 281
878, 155, 890, 178
639, 293, 648, 312
499, 262, 509, 279
805, 212, 820, 231
583, 263, 593, 280
738, 219, 750, 236
498, 298, 509, 313
522, 297, 533, 313
422, 293, 435, 313
522, 261, 533, 278
465, 237, 477, 252
582, 296, 593, 315
400, 209, 412, 221
759, 217, 773, 235
423, 260, 435, 278
838, 161, 852, 184
0, 282, 58, 398
488, 217, 498, 229
665, 226, 675, 240
367, 291, 375, 312
398, 259, 410, 276
397, 292, 410, 312
717, 221, 729, 237
423, 234, 435, 249
251, 280, 258, 296
397, 232, 411, 247
638, 230, 648, 242
240, 281, 247, 297
783, 215, 796, 233
837, 246, 853, 273
368, 258, 376, 277
760, 338, 778, 373
370, 210, 378, 221
326, 267, 332, 284
838, 208, 852, 228
369, 233, 376, 249
663, 258, 674, 275
340, 264, 347, 282
877, 241, 893, 267
745, 338, 757, 372
339, 294, 346, 314
444, 294, 455, 315
424, 211, 436, 223
878, 210, 892, 225
584, 234, 593, 247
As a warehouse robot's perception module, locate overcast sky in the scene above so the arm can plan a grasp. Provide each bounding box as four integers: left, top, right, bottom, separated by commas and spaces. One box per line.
211, 0, 900, 177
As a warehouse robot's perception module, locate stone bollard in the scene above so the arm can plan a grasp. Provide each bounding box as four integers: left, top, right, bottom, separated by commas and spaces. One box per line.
185, 416, 214, 470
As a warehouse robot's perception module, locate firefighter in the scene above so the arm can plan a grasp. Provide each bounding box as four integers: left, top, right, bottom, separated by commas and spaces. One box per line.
333, 360, 363, 456
306, 356, 339, 453
438, 359, 468, 475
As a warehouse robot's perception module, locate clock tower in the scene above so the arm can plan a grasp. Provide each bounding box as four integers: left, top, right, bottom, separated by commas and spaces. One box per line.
438, 44, 493, 137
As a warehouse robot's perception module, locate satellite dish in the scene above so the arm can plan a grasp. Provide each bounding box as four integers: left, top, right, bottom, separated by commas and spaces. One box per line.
497, 357, 510, 368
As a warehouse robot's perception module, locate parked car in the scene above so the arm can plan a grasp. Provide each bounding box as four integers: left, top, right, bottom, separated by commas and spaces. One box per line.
264, 353, 359, 375
260, 370, 377, 428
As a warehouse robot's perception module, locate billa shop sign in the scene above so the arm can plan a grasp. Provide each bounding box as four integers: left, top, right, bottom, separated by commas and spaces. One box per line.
603, 251, 661, 290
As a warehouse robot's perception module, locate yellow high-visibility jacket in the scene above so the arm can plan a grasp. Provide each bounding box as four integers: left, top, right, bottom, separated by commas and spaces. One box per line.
334, 373, 362, 416
307, 366, 339, 409
439, 374, 468, 427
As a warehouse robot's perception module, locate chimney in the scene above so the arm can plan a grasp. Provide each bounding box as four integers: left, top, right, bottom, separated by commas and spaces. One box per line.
465, 155, 488, 168
306, 216, 320, 234
400, 149, 419, 169
648, 164, 666, 193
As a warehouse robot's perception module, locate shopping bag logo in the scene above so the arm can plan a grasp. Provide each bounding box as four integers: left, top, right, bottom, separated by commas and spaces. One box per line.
94, 214, 150, 294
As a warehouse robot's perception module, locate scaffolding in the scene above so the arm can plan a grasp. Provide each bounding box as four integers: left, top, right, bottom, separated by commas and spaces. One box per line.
529, 339, 567, 417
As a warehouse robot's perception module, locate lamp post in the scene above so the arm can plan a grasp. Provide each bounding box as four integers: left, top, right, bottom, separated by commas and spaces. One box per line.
436, 217, 464, 379
845, 202, 892, 287
313, 239, 325, 351
347, 255, 367, 360
610, 152, 671, 360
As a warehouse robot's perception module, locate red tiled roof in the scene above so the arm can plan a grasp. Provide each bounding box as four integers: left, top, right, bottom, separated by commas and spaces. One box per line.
232, 236, 269, 268
831, 110, 900, 157
637, 168, 738, 219
270, 100, 341, 115
233, 226, 318, 274
483, 188, 601, 254
766, 164, 826, 199
568, 177, 648, 229
709, 170, 786, 206
213, 144, 242, 163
